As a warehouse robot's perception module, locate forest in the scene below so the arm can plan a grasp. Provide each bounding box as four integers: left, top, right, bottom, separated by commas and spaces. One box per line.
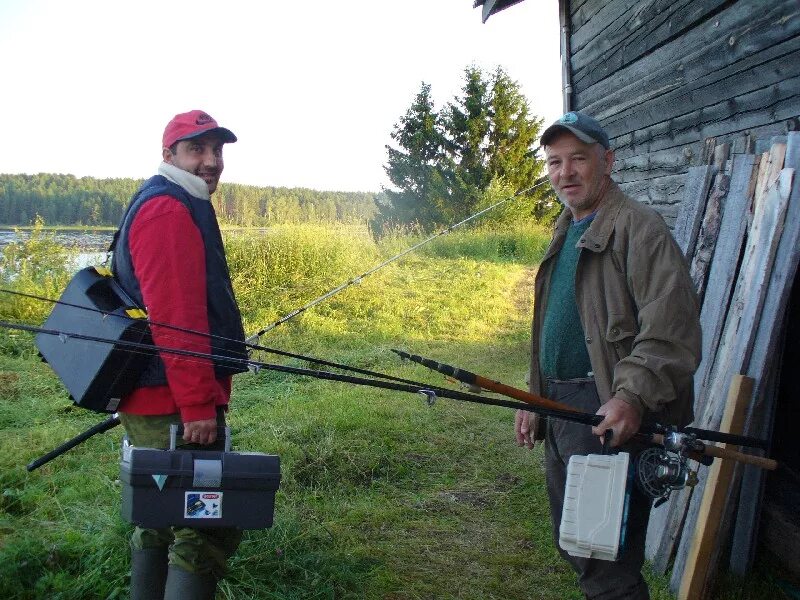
0, 173, 379, 227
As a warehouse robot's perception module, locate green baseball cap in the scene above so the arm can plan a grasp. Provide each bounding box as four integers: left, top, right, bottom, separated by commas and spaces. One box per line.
540, 111, 610, 149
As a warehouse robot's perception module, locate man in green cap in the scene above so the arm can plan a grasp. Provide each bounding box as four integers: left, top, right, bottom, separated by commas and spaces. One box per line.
516, 111, 702, 599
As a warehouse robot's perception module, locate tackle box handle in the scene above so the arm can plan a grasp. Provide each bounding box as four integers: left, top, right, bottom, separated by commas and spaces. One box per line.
169, 425, 231, 452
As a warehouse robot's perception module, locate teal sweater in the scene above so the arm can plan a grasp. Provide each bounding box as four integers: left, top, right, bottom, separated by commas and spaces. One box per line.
539, 215, 594, 380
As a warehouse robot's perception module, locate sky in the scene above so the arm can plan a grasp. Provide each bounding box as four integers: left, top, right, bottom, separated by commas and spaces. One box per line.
0, 0, 562, 193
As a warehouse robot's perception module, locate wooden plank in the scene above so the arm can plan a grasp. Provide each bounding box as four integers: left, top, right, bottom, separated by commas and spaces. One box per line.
696, 169, 792, 434
612, 120, 794, 164
572, 0, 735, 87
645, 482, 692, 572
701, 138, 717, 166
731, 133, 755, 156
753, 143, 787, 214
729, 131, 800, 574
608, 75, 800, 158
729, 359, 781, 575
573, 0, 799, 107
570, 0, 642, 55
690, 172, 730, 301
713, 143, 730, 172
571, 0, 726, 75
618, 173, 687, 209
677, 375, 754, 600
670, 167, 794, 593
585, 37, 800, 136
646, 155, 755, 572
614, 146, 694, 184
673, 166, 716, 258
570, 0, 600, 30
693, 154, 757, 418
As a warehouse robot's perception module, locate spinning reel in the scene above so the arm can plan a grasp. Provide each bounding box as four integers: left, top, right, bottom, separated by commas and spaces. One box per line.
635, 430, 701, 507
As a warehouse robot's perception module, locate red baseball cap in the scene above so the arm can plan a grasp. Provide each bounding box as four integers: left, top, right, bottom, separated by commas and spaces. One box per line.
162, 110, 237, 148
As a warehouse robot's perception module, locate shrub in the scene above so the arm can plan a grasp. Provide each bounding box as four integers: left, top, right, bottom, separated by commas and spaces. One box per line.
0, 218, 74, 356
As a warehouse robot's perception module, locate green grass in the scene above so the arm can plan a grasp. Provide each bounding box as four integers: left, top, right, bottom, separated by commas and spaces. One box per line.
0, 223, 789, 599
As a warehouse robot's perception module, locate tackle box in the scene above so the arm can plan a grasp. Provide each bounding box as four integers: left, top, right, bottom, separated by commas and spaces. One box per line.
120, 426, 281, 529
559, 452, 632, 561
35, 265, 151, 413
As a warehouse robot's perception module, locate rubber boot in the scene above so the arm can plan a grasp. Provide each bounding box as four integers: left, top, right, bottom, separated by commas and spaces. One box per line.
129, 547, 168, 600
163, 564, 217, 600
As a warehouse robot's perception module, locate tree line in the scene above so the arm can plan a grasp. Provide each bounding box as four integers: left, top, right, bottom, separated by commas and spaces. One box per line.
0, 173, 378, 227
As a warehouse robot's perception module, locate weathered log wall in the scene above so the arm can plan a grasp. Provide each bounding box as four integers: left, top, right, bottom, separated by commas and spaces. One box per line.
566, 0, 800, 225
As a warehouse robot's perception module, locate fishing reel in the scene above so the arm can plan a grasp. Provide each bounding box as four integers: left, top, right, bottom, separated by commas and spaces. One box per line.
635, 430, 701, 507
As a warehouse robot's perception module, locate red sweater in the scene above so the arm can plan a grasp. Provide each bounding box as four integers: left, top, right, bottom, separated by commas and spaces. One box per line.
118, 195, 231, 422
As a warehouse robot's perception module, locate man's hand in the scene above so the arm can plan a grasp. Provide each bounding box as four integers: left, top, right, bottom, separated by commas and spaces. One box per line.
515, 409, 541, 449
592, 396, 642, 447
183, 418, 218, 445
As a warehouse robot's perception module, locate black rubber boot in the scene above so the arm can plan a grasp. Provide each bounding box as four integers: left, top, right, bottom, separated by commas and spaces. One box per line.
129, 547, 168, 600
163, 564, 217, 600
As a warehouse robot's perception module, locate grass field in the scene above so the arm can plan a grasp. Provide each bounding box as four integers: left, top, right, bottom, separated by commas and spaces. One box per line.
0, 223, 789, 599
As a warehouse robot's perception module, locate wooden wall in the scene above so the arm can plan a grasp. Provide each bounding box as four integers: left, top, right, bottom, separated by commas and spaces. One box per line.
565, 0, 800, 226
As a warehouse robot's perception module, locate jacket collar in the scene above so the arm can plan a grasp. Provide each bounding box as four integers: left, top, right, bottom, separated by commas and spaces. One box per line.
580, 181, 625, 252
157, 161, 211, 200
551, 180, 626, 254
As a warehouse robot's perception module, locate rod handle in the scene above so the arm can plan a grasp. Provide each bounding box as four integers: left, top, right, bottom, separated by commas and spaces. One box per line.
27, 415, 121, 472
700, 445, 778, 470
650, 433, 778, 470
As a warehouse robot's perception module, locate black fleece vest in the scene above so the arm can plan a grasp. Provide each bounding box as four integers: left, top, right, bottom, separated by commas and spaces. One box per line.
110, 175, 247, 387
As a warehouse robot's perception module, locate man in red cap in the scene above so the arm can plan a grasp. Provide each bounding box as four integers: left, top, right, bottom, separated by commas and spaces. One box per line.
111, 110, 247, 599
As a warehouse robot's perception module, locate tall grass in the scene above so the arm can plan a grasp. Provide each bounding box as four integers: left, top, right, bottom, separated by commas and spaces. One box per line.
225, 222, 551, 344
374, 222, 551, 265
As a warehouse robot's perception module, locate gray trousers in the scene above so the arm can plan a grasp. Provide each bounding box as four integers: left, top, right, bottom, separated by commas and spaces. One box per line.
545, 378, 651, 600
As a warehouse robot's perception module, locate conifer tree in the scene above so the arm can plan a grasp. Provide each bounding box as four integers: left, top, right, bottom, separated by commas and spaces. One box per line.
378, 83, 451, 230
379, 67, 547, 231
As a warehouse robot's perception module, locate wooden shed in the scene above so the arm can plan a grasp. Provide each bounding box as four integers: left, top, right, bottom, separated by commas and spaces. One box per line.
477, 0, 800, 596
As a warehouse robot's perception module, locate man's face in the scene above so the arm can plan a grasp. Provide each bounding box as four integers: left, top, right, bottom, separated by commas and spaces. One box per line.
163, 133, 225, 194
545, 132, 614, 220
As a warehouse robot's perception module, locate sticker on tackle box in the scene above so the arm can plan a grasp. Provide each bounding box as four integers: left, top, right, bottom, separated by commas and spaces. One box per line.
184, 491, 223, 519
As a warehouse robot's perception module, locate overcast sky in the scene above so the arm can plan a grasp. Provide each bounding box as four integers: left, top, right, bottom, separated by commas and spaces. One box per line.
0, 0, 562, 192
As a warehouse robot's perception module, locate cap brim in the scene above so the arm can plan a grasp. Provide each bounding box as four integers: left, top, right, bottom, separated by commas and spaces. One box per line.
178, 126, 237, 144
540, 124, 597, 148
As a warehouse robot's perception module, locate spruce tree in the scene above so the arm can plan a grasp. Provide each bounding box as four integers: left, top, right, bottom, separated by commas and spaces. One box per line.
378, 83, 451, 230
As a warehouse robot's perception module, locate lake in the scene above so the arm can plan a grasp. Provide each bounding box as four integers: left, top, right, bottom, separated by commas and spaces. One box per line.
0, 228, 114, 252
0, 227, 271, 271
0, 228, 114, 271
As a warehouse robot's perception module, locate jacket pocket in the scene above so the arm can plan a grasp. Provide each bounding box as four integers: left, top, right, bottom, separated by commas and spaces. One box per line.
605, 312, 638, 361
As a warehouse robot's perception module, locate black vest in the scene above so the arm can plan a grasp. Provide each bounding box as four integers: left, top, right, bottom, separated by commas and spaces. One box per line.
111, 175, 247, 387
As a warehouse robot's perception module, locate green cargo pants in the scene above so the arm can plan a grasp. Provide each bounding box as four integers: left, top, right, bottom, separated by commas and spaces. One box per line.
120, 410, 242, 579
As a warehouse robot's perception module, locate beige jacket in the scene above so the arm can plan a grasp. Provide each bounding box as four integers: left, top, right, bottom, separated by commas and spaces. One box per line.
529, 181, 701, 427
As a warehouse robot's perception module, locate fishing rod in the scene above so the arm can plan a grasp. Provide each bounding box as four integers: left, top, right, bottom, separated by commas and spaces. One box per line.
6, 319, 776, 475
391, 349, 778, 471
0, 286, 451, 392
246, 177, 551, 342
4, 319, 608, 471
